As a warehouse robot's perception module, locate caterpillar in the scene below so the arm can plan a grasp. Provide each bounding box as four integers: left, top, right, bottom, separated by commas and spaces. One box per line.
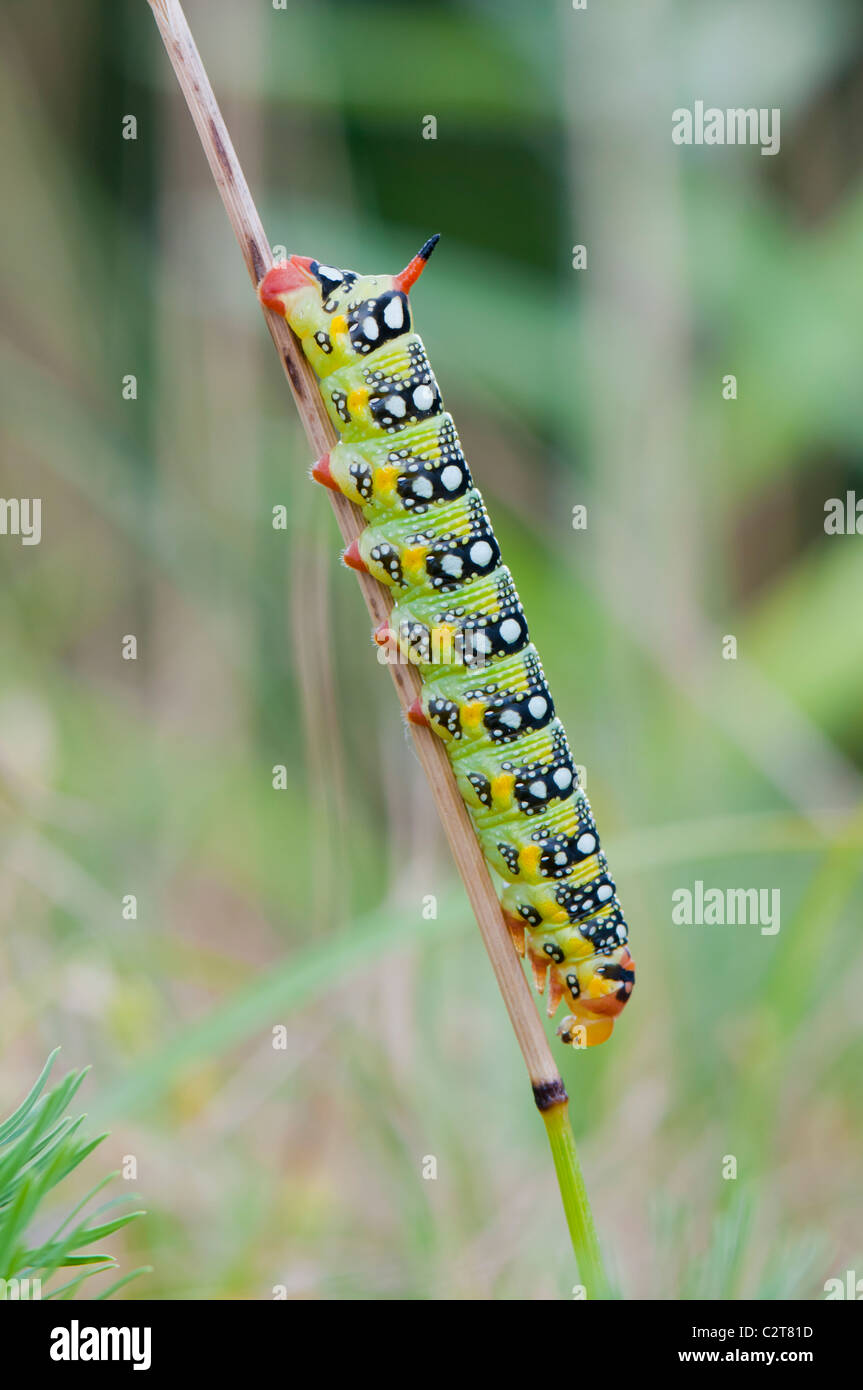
259, 237, 634, 1048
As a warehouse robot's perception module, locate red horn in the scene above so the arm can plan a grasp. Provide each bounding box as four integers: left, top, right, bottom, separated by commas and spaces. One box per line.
393, 234, 440, 294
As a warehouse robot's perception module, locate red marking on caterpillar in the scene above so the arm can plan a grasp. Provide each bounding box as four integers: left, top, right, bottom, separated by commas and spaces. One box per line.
392, 233, 440, 294
259, 256, 315, 310
311, 453, 337, 490
407, 697, 429, 728
342, 538, 367, 572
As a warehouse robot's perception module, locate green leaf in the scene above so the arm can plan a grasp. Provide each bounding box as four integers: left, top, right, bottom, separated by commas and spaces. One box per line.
0, 1057, 148, 1298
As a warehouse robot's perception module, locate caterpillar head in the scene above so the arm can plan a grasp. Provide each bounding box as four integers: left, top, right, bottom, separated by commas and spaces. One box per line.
258, 236, 439, 376
557, 946, 636, 1048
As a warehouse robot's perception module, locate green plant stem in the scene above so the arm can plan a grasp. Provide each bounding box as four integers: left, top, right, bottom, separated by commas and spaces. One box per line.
146, 0, 610, 1292
542, 1101, 608, 1298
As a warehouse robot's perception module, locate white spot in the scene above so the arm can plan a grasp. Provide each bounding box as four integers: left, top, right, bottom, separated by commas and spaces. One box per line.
362, 315, 379, 340
499, 618, 521, 645
413, 384, 434, 411
470, 540, 493, 567
317, 264, 342, 281
576, 833, 596, 855
413, 477, 433, 498
528, 695, 548, 720
384, 297, 404, 329
553, 767, 572, 790
441, 555, 463, 577
529, 780, 546, 798
597, 884, 613, 901
386, 395, 406, 417
440, 465, 462, 491
555, 851, 567, 865
473, 632, 492, 653
499, 709, 521, 729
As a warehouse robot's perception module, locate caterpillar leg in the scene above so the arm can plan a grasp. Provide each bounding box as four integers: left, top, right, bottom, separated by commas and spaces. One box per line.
546, 969, 565, 1018
308, 450, 372, 571
407, 697, 429, 728
558, 1015, 615, 1049
505, 913, 526, 957
342, 538, 368, 572
311, 453, 337, 490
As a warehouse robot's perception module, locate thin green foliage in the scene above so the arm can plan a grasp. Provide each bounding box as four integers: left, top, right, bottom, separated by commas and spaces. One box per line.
0, 1050, 148, 1299
543, 1104, 609, 1298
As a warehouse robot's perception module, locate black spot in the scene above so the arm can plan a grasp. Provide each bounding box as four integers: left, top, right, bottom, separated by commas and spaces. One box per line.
348, 291, 411, 354
311, 261, 347, 298
517, 904, 542, 927
483, 686, 554, 745
398, 620, 430, 662
497, 843, 520, 875
369, 377, 442, 432
425, 518, 500, 593
369, 542, 403, 585
428, 697, 460, 737
597, 960, 635, 997
577, 905, 628, 954
555, 873, 617, 926
348, 462, 373, 500
331, 390, 351, 424
396, 454, 471, 513
467, 772, 492, 807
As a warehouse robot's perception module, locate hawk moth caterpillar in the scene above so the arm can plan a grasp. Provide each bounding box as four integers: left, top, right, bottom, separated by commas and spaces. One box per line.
259, 238, 634, 1048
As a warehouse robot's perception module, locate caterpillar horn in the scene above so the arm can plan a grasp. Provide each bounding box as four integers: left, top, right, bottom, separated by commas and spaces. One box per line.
393, 234, 440, 293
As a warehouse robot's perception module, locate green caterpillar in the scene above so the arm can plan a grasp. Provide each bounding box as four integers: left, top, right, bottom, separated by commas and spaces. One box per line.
260, 238, 634, 1048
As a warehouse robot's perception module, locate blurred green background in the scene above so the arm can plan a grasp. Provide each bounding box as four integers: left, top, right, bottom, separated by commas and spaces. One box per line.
1, 0, 862, 1299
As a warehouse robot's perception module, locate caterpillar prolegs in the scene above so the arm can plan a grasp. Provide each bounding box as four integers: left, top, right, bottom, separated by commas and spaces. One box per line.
259, 238, 635, 1048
